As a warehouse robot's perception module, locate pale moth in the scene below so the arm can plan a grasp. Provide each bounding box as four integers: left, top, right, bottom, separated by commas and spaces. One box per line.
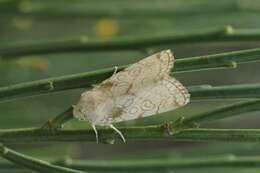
73, 50, 190, 143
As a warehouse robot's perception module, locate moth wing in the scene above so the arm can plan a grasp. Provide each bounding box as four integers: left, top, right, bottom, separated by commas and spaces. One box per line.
110, 76, 190, 123
96, 49, 174, 97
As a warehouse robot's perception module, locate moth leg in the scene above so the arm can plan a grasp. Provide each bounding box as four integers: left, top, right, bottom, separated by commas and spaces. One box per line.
92, 124, 99, 144
110, 124, 126, 143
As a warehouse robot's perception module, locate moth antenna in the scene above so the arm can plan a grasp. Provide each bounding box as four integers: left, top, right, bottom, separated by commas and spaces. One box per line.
110, 124, 126, 143
92, 124, 99, 144
113, 66, 118, 76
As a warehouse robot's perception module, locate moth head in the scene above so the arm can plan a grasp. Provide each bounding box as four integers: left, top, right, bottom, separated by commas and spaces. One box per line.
73, 90, 108, 123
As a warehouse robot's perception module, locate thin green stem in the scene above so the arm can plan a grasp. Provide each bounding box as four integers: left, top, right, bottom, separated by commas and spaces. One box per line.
43, 97, 260, 131
0, 0, 246, 17
0, 144, 86, 173
1, 126, 260, 143
189, 83, 260, 99
1, 47, 260, 102
0, 154, 259, 172
0, 66, 115, 103
41, 106, 73, 129
1, 26, 260, 59
58, 155, 260, 172
2, 155, 260, 172
174, 99, 260, 128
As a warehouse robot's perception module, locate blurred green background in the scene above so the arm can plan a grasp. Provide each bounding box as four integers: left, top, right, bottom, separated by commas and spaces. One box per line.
1, 0, 260, 172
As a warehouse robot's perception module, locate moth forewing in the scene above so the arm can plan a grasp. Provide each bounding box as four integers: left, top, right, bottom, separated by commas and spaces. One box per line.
73, 49, 190, 143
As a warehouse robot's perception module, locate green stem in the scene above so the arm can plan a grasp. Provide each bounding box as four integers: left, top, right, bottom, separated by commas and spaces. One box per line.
1, 26, 260, 59
2, 155, 260, 172
1, 126, 260, 143
41, 106, 73, 129
175, 99, 260, 128
189, 83, 260, 99
58, 155, 260, 172
0, 144, 86, 173
0, 0, 246, 17
44, 98, 260, 131
2, 47, 260, 102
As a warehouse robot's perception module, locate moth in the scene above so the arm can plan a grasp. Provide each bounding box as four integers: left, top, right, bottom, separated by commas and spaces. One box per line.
73, 50, 190, 143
